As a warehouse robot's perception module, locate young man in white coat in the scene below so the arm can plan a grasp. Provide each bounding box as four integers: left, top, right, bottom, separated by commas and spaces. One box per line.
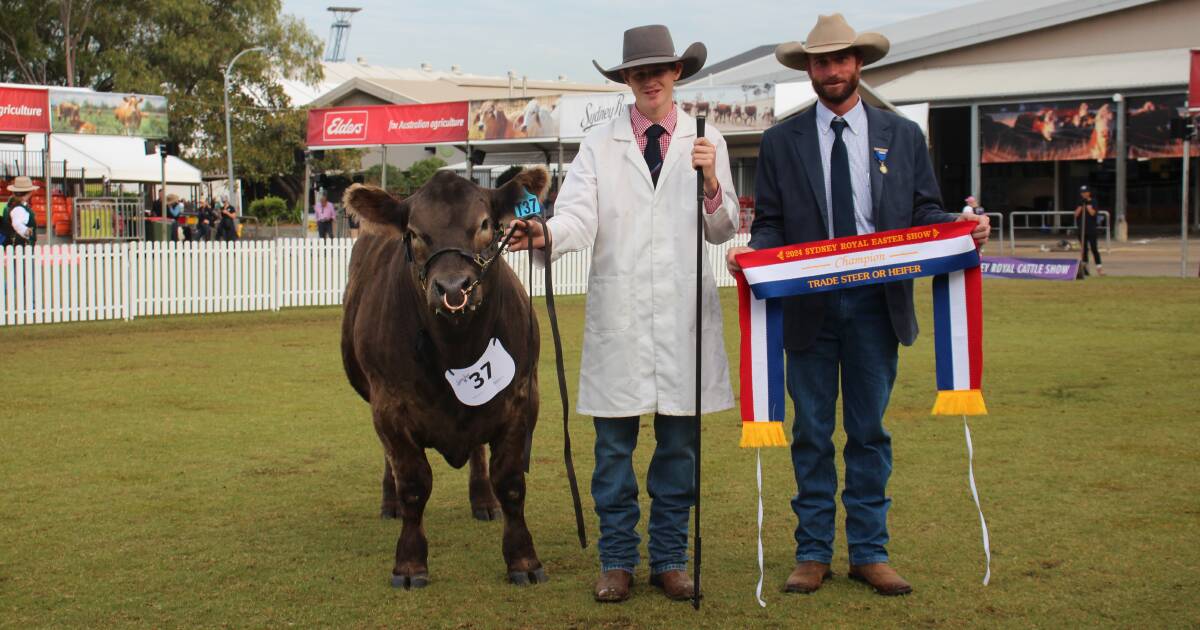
509, 24, 740, 603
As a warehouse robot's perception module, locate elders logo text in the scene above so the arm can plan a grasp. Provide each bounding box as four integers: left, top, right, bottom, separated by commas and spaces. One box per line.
323, 111, 368, 141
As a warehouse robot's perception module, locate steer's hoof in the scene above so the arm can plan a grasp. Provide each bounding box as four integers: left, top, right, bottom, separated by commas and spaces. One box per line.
508, 567, 549, 586
390, 572, 430, 590
472, 506, 501, 521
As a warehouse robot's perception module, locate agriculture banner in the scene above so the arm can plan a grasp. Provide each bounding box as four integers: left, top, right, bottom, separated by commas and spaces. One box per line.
981, 98, 1115, 163
980, 257, 1077, 280
467, 96, 560, 141
0, 86, 50, 133
556, 92, 630, 140
674, 83, 775, 133
306, 102, 469, 147
49, 89, 168, 138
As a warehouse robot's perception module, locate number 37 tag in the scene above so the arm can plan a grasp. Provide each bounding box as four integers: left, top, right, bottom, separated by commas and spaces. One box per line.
515, 190, 543, 219
444, 338, 517, 406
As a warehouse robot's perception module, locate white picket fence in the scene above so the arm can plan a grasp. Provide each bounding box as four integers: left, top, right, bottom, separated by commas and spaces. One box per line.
1, 235, 750, 327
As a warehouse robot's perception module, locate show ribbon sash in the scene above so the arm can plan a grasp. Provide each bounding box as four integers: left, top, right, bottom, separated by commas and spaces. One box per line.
735, 220, 992, 588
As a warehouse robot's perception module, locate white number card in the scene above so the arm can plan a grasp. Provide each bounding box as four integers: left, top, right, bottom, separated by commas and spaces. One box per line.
444, 338, 517, 406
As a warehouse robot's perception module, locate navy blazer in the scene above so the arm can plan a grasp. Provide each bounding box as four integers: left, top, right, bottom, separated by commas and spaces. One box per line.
749, 101, 957, 350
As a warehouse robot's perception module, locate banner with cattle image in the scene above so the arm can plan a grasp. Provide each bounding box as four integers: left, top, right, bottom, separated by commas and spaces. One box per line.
1125, 93, 1199, 159
981, 98, 1116, 163
49, 89, 168, 138
674, 83, 776, 133
468, 96, 560, 141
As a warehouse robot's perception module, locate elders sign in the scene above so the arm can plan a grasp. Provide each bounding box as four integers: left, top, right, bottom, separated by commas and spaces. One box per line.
306, 102, 468, 147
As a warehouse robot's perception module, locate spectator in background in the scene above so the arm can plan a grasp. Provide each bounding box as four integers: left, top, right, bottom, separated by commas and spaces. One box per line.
195, 201, 216, 241
1074, 185, 1103, 276
216, 200, 238, 241
166, 194, 185, 241
3, 176, 38, 246
314, 192, 335, 239
963, 195, 984, 216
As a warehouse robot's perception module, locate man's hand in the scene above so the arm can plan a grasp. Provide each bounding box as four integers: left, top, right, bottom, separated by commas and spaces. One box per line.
507, 218, 546, 252
692, 138, 720, 197
955, 211, 991, 247
726, 246, 754, 274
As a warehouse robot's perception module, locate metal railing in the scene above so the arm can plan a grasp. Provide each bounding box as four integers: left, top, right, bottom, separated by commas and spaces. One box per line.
984, 212, 1005, 254
73, 197, 145, 241
1007, 210, 1111, 253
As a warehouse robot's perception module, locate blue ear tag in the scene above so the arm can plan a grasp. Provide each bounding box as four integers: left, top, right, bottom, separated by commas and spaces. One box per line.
515, 190, 543, 219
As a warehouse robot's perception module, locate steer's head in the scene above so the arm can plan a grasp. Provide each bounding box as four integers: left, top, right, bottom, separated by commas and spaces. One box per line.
343, 166, 550, 322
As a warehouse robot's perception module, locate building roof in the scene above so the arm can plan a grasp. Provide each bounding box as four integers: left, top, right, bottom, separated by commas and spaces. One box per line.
682, 0, 1159, 87
10, 134, 202, 184
875, 48, 1191, 104
282, 60, 621, 108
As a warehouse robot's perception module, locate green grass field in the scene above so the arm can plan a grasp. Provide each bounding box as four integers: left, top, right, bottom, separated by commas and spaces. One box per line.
2, 278, 1198, 628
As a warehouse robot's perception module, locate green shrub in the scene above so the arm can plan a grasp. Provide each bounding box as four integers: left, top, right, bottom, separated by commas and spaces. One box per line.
247, 195, 289, 223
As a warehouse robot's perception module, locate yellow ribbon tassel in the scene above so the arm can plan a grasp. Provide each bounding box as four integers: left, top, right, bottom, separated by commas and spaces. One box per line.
740, 422, 789, 448
932, 389, 988, 416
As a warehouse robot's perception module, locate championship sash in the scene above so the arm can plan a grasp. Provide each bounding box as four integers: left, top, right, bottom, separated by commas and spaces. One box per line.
734, 221, 992, 601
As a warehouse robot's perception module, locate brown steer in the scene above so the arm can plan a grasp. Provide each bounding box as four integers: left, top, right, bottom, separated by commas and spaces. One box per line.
341, 167, 550, 589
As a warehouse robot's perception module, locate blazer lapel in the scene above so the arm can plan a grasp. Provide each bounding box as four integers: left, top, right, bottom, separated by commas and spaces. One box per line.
792, 109, 829, 237
656, 106, 693, 193
865, 103, 892, 229
614, 109, 654, 189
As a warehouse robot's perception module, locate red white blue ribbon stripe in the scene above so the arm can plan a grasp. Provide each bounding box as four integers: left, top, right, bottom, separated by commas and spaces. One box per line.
734, 220, 992, 591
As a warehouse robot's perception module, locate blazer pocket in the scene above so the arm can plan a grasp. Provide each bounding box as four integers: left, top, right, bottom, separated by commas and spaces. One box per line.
584, 276, 631, 333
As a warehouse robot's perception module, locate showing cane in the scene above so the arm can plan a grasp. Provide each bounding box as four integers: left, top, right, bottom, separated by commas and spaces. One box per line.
692, 114, 706, 611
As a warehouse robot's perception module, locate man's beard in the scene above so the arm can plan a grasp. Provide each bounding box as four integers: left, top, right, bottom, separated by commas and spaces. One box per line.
812, 73, 860, 105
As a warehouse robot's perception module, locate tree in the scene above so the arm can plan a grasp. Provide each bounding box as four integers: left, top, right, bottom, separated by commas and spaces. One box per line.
363, 157, 447, 195
0, 0, 328, 206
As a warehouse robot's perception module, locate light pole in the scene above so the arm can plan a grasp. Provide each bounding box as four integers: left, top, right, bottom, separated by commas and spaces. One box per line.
224, 46, 267, 215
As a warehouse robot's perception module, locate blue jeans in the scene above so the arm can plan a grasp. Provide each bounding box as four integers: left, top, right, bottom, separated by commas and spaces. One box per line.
592, 415, 695, 575
786, 285, 898, 566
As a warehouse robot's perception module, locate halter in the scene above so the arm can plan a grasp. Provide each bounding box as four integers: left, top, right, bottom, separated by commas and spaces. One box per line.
405, 223, 519, 313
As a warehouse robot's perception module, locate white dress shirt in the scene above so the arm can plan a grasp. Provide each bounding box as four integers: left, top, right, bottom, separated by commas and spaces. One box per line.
816, 98, 874, 238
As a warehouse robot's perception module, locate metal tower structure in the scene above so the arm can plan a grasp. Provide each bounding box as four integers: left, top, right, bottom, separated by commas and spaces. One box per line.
324, 6, 361, 62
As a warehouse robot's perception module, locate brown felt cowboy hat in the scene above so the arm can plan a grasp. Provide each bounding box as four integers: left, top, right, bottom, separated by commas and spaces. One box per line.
776, 13, 890, 72
7, 176, 39, 193
593, 24, 707, 83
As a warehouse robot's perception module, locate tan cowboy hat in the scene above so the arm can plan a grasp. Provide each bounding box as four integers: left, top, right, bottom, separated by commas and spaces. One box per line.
776, 13, 890, 72
166, 193, 180, 204
593, 24, 707, 83
7, 176, 39, 193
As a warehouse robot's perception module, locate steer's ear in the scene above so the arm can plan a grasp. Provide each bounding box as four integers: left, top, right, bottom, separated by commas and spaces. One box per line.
491, 165, 550, 223
343, 184, 408, 237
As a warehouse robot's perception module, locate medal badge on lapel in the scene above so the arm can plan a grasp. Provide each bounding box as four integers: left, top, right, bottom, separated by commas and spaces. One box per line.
873, 147, 889, 174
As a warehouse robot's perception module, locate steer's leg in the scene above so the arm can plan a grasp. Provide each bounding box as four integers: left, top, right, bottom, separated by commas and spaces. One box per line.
380, 457, 400, 519
490, 414, 545, 585
469, 445, 502, 521
380, 430, 433, 590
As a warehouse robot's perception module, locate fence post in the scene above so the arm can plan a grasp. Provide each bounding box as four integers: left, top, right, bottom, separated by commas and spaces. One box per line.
122, 241, 132, 321
272, 238, 280, 311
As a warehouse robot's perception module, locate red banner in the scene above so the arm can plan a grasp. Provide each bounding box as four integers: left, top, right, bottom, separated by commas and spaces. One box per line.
0, 86, 50, 133
306, 102, 468, 147
1190, 49, 1200, 110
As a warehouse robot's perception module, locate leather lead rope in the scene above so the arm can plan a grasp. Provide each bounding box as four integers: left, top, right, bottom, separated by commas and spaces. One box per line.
533, 214, 588, 549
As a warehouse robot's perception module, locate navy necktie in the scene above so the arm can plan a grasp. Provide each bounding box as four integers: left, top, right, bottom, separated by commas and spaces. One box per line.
830, 117, 857, 238
644, 124, 666, 186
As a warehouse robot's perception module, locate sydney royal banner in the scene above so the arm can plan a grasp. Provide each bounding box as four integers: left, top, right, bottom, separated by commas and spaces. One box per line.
556, 92, 630, 140
0, 86, 50, 133
306, 102, 469, 147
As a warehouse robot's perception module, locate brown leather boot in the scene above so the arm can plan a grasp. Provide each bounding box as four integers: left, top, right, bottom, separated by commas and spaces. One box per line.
594, 569, 632, 603
649, 570, 699, 601
849, 563, 913, 596
783, 561, 832, 594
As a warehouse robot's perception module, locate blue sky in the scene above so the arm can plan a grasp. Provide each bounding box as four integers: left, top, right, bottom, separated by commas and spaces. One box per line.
281, 0, 977, 81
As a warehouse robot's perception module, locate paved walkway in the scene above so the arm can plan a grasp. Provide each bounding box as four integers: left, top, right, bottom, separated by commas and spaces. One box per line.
987, 234, 1200, 277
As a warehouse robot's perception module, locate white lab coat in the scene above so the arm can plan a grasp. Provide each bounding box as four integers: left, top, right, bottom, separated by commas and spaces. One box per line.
542, 105, 739, 417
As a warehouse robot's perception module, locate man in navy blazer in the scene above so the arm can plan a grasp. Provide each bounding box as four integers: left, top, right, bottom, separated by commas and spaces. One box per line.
727, 14, 990, 597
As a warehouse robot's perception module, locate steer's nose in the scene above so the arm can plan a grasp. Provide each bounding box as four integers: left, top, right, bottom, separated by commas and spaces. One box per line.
433, 275, 471, 298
